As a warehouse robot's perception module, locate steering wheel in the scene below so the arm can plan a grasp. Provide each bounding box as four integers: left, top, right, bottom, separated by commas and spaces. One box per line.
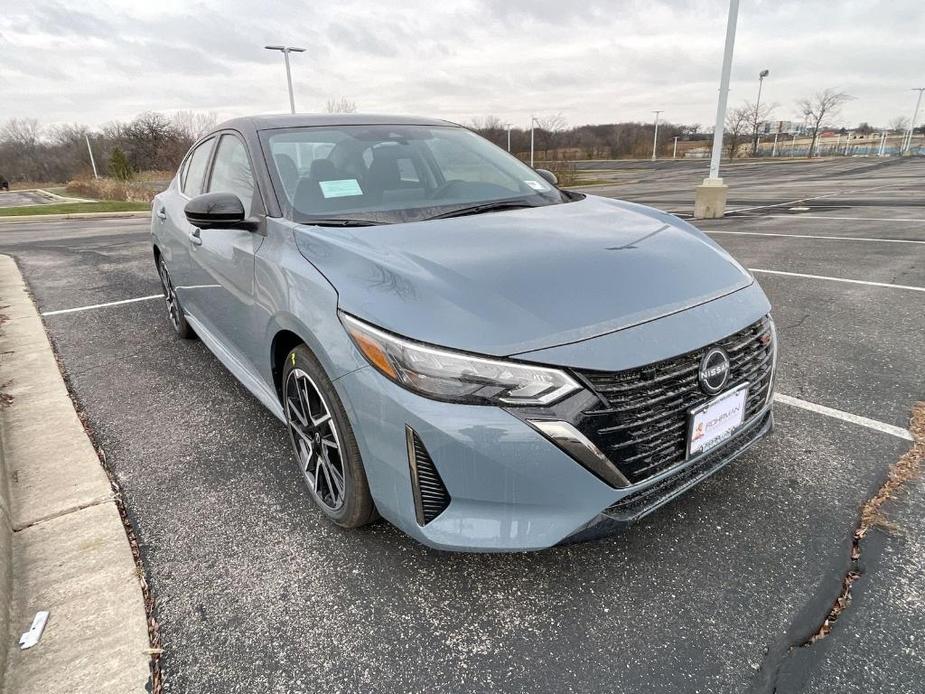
428, 179, 468, 200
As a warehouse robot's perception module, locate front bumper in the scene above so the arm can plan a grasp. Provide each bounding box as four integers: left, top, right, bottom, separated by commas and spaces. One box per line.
334, 364, 774, 552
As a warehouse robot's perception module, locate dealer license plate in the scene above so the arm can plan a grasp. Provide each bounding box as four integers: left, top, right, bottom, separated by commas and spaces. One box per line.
687, 383, 749, 457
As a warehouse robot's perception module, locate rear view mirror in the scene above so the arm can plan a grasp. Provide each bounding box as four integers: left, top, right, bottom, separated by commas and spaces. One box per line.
185, 192, 253, 229
536, 169, 558, 186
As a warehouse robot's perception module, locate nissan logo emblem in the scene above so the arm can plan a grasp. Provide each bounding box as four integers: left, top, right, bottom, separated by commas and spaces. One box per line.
699, 348, 730, 394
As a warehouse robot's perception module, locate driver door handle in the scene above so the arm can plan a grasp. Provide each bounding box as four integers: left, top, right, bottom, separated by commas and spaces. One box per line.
189, 228, 203, 246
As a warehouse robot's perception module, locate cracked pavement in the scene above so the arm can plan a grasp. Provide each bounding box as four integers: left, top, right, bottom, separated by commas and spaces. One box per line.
0, 157, 922, 692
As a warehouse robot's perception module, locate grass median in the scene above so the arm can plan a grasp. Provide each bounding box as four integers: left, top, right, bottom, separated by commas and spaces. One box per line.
0, 201, 150, 217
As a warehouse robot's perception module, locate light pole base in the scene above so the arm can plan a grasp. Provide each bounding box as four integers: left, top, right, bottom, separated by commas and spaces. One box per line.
694, 177, 728, 219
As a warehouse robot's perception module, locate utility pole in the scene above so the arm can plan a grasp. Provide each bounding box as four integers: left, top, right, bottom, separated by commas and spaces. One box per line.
85, 135, 99, 179
673, 136, 678, 159
694, 0, 739, 219
651, 110, 662, 161
902, 87, 924, 155
751, 69, 769, 155
265, 45, 306, 113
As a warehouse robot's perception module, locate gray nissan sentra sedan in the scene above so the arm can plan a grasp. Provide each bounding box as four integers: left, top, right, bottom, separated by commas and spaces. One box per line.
151, 114, 776, 551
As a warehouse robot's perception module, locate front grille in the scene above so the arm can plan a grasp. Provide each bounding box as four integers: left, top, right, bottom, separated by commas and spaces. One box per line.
576, 316, 774, 485
604, 410, 772, 522
405, 427, 451, 525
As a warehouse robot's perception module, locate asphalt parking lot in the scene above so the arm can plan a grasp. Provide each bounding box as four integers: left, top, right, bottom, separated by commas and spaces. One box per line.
0, 157, 922, 693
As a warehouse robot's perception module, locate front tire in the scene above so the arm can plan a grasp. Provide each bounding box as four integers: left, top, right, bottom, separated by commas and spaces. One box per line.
282, 345, 377, 528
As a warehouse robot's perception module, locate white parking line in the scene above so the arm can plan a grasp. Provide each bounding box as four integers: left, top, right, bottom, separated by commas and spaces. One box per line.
749, 268, 925, 293
707, 230, 925, 245
775, 393, 913, 441
41, 294, 162, 316
763, 215, 925, 223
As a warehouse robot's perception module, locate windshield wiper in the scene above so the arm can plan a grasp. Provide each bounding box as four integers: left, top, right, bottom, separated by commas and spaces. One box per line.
425, 200, 540, 221
302, 218, 382, 227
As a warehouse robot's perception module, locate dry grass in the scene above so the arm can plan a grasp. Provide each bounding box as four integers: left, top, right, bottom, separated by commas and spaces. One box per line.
66, 176, 160, 203
64, 170, 171, 202
858, 402, 925, 536
809, 402, 924, 643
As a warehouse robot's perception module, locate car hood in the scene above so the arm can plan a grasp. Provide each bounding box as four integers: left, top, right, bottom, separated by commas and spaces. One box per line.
292, 194, 753, 356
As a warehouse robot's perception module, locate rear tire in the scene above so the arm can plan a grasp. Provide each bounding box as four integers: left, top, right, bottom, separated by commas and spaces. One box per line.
157, 255, 195, 339
282, 344, 377, 528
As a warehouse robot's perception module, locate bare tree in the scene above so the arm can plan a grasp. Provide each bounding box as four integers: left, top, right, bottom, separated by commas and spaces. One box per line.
325, 97, 357, 114
889, 116, 910, 134
171, 111, 219, 145
0, 118, 45, 180
798, 88, 854, 157
724, 104, 752, 159
468, 116, 507, 148
748, 101, 776, 155
469, 115, 505, 131
534, 113, 567, 159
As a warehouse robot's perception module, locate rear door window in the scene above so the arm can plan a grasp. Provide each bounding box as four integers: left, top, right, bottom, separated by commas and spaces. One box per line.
182, 138, 214, 197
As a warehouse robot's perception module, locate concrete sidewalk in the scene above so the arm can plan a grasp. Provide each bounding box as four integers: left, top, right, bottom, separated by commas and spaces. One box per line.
0, 255, 150, 692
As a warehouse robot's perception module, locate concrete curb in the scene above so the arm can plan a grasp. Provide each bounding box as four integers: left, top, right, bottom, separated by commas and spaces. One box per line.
0, 211, 151, 224
0, 255, 150, 693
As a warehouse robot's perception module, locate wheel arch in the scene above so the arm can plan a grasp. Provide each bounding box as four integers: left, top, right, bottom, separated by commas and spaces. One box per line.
265, 309, 367, 407
271, 329, 305, 402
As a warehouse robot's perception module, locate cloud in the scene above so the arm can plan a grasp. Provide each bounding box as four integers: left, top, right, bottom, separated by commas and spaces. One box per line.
0, 0, 921, 131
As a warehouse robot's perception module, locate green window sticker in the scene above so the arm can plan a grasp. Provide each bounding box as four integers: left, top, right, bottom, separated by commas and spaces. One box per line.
319, 179, 363, 198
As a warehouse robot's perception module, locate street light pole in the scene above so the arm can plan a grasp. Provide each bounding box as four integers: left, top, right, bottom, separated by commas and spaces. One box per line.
751, 69, 769, 156
530, 116, 537, 167
507, 124, 512, 152
673, 136, 678, 159
265, 45, 306, 114
651, 110, 662, 161
902, 87, 924, 155
694, 0, 739, 219
84, 134, 99, 179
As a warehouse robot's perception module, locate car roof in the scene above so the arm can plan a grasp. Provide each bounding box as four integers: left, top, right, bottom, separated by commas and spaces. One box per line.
216, 113, 459, 132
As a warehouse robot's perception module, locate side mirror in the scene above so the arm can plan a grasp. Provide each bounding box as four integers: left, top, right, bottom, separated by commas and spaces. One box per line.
184, 192, 253, 229
536, 168, 558, 186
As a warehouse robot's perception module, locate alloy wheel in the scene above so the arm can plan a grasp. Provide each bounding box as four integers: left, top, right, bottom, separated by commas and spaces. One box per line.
158, 258, 181, 332
285, 368, 346, 511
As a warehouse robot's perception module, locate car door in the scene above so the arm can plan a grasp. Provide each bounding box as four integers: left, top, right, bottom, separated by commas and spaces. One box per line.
185, 131, 265, 367
156, 136, 215, 306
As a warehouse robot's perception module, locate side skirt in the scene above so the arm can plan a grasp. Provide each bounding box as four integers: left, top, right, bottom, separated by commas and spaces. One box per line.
184, 313, 286, 422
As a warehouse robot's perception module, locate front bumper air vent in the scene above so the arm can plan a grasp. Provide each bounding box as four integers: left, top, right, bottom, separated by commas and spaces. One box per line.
405, 426, 451, 525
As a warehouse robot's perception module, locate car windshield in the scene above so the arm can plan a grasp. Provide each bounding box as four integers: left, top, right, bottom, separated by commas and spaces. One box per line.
261, 124, 571, 225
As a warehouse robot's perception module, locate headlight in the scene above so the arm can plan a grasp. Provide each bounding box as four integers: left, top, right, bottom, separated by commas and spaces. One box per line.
340, 312, 582, 406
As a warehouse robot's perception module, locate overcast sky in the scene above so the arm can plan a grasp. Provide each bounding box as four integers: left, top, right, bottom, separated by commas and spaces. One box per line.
2, 0, 922, 131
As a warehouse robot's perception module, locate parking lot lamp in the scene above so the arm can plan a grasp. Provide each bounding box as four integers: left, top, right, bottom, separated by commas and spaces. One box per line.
530, 116, 538, 167
903, 87, 924, 154
751, 69, 769, 155
694, 0, 739, 219
651, 110, 662, 160
265, 45, 306, 114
